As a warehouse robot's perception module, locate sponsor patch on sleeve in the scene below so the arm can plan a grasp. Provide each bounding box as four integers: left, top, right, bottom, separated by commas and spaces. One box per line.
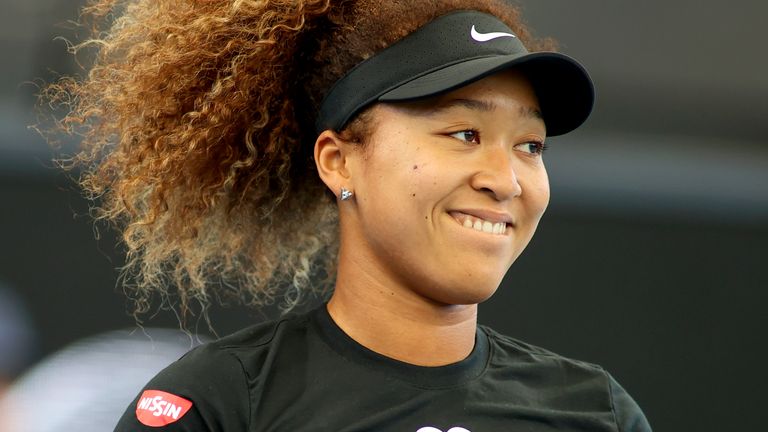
135, 390, 193, 427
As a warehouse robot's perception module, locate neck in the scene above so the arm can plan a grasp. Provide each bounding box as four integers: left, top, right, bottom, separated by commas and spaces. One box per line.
328, 242, 478, 367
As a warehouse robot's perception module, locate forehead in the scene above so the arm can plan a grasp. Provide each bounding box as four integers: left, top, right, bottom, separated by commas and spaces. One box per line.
386, 69, 542, 119
346, 69, 545, 146
432, 70, 540, 111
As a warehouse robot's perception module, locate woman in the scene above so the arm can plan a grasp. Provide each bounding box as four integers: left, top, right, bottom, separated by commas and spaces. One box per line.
48, 0, 651, 430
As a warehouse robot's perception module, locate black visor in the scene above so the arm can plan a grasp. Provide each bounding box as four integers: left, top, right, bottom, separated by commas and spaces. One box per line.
315, 10, 594, 137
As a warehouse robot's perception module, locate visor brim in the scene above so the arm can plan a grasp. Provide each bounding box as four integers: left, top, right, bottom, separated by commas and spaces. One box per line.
378, 52, 595, 137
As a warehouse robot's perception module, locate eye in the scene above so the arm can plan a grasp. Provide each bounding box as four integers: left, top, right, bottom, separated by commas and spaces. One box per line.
448, 129, 480, 144
515, 141, 548, 155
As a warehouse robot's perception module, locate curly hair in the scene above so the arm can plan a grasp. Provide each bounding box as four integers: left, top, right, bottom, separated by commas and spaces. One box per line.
43, 0, 554, 320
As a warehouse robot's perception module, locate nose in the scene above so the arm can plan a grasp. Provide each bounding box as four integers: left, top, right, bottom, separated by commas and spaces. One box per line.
469, 146, 522, 201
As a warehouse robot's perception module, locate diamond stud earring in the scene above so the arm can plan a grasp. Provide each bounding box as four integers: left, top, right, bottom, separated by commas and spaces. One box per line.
340, 187, 353, 201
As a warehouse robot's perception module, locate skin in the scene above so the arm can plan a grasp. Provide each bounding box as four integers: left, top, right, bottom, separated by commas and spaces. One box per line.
314, 70, 550, 366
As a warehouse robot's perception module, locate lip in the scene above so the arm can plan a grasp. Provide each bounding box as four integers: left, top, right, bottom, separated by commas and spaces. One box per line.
448, 209, 515, 225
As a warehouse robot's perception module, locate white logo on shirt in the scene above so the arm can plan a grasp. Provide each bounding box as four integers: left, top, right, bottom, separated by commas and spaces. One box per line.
417, 427, 471, 432
470, 25, 516, 42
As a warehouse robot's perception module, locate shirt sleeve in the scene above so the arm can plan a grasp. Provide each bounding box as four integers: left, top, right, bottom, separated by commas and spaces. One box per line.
114, 400, 210, 432
608, 373, 652, 432
113, 343, 250, 432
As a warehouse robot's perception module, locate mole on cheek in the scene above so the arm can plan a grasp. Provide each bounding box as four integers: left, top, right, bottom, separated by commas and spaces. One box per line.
413, 164, 418, 170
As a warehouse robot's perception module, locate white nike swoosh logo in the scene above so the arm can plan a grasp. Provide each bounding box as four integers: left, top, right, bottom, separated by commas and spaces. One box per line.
470, 25, 517, 42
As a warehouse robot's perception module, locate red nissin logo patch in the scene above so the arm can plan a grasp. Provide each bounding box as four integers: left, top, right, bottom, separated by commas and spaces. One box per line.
135, 390, 193, 427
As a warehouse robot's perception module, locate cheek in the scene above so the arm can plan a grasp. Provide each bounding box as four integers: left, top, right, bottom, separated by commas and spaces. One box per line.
536, 174, 551, 207
527, 168, 551, 219
356, 152, 433, 221
355, 162, 441, 261
405, 162, 442, 203
365, 141, 438, 202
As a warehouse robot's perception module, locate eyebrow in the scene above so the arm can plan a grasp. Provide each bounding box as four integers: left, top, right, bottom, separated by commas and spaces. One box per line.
426, 98, 543, 120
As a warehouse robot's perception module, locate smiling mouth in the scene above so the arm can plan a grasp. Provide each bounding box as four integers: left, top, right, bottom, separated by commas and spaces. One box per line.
449, 212, 509, 235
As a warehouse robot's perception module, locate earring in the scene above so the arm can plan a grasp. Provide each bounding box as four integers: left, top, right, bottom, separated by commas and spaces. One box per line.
340, 187, 353, 201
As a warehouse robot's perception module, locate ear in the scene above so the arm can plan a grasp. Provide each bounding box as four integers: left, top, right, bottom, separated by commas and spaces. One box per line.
314, 129, 354, 199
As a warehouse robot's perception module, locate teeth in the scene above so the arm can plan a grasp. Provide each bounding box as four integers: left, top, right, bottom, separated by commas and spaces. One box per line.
482, 221, 493, 233
455, 214, 507, 235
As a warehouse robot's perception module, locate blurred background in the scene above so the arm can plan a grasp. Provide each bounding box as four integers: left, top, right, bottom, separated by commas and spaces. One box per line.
1, 0, 766, 431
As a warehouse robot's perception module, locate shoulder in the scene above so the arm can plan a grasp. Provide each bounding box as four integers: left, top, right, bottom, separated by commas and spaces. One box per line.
114, 312, 311, 431
145, 313, 298, 392
479, 324, 607, 399
172, 306, 315, 370
480, 325, 652, 432
606, 372, 654, 432
113, 336, 251, 431
480, 324, 604, 372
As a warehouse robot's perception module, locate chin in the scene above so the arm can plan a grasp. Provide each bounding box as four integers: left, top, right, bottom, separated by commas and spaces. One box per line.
427, 277, 503, 306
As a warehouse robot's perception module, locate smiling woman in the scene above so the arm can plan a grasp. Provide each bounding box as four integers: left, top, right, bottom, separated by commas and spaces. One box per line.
44, 0, 650, 431
320, 71, 550, 321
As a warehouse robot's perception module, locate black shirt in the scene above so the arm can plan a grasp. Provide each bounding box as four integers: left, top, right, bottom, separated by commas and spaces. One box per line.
115, 304, 652, 431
